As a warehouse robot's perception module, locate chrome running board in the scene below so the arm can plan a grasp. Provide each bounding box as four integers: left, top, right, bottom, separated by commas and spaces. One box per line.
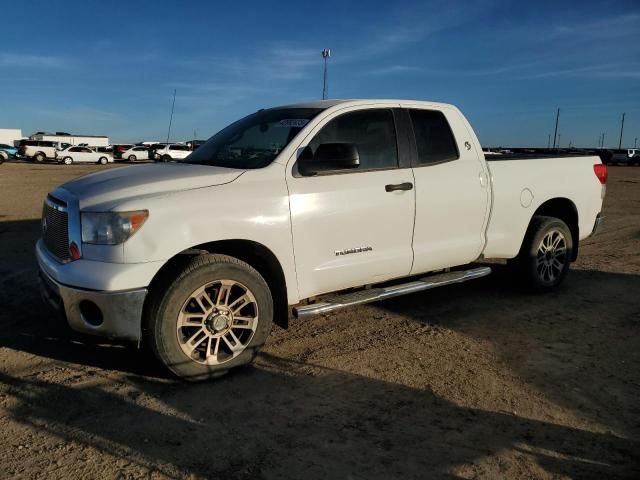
292, 266, 491, 318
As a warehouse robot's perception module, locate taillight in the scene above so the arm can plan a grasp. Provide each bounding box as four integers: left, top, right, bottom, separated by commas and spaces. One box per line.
593, 163, 607, 184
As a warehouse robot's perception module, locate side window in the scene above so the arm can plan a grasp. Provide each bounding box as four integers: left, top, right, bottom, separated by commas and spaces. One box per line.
81, 147, 92, 152
69, 147, 81, 152
409, 109, 459, 165
308, 109, 398, 171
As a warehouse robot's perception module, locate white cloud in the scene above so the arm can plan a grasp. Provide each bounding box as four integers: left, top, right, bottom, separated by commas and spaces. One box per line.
0, 52, 70, 68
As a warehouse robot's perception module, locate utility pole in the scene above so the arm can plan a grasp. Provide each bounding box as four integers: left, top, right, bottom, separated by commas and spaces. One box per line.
618, 112, 626, 149
552, 108, 560, 149
166, 89, 177, 144
321, 48, 331, 100
602, 132, 606, 149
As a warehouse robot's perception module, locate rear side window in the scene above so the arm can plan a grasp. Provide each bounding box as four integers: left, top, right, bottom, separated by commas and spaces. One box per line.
169, 145, 190, 151
409, 109, 459, 165
308, 109, 398, 171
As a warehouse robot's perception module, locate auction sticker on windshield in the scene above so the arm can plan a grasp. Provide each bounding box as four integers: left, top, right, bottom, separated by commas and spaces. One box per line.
278, 119, 310, 128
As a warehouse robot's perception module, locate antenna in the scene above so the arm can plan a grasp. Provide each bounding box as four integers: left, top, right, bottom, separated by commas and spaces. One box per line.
166, 89, 177, 144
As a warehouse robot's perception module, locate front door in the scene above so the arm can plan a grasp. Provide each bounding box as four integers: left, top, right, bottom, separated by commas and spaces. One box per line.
287, 107, 416, 299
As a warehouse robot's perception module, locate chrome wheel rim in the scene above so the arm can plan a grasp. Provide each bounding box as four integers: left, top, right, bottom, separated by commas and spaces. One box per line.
176, 280, 259, 365
536, 229, 567, 283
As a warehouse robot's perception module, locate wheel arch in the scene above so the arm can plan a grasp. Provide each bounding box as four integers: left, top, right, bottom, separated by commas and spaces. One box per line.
528, 197, 579, 261
147, 239, 289, 329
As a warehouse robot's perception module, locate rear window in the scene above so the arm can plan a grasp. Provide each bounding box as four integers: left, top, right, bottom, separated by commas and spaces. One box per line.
409, 109, 459, 165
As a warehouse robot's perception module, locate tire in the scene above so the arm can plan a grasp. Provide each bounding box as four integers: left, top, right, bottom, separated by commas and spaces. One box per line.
145, 254, 274, 381
34, 152, 46, 162
63, 157, 73, 165
513, 215, 573, 291
99, 157, 108, 165
0, 151, 7, 162
162, 155, 172, 162
128, 155, 137, 162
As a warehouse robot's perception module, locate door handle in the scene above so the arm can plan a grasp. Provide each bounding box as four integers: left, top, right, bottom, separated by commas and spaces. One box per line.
385, 182, 413, 192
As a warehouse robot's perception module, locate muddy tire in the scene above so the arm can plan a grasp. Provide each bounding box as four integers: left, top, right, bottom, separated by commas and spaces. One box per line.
514, 215, 573, 291
144, 254, 273, 381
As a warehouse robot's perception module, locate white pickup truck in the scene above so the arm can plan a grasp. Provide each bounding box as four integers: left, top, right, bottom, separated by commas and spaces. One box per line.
37, 99, 606, 380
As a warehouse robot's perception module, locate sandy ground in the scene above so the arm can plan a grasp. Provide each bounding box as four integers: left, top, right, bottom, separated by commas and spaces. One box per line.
0, 161, 638, 479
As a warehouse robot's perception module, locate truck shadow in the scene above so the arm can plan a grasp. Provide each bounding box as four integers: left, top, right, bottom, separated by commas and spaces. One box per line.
1, 355, 638, 479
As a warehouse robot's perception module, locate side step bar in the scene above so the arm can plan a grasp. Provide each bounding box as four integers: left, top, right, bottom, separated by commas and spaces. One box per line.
292, 266, 491, 318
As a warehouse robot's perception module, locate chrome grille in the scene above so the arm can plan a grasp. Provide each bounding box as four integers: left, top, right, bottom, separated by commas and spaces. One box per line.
42, 196, 70, 261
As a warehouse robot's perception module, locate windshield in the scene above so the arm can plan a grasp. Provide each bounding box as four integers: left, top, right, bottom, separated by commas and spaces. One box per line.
185, 107, 323, 169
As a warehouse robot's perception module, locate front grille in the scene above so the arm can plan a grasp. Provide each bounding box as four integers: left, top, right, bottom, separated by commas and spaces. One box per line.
42, 196, 70, 261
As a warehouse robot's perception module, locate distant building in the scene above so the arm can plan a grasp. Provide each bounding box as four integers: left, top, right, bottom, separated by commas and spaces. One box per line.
29, 132, 109, 147
0, 128, 25, 146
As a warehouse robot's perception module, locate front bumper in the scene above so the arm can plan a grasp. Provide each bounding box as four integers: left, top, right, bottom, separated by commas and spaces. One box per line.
38, 266, 147, 343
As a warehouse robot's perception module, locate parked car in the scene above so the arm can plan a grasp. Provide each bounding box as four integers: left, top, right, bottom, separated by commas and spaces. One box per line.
112, 144, 134, 160
36, 99, 606, 380
121, 145, 149, 162
0, 143, 18, 161
154, 143, 192, 161
18, 140, 57, 162
56, 146, 113, 165
610, 149, 631, 165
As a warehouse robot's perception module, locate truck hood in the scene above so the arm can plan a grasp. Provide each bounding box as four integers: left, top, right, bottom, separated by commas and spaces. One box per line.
59, 163, 245, 209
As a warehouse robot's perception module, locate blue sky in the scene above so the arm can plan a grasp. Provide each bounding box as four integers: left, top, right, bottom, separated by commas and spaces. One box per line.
1, 0, 639, 147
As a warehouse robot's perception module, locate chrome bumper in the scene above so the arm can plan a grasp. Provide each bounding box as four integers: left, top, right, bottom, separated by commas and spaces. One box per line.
38, 267, 147, 343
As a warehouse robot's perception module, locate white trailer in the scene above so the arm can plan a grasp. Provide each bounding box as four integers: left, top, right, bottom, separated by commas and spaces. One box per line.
0, 128, 25, 146
30, 132, 109, 148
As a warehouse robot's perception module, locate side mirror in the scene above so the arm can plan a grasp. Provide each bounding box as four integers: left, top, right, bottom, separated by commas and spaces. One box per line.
298, 143, 360, 176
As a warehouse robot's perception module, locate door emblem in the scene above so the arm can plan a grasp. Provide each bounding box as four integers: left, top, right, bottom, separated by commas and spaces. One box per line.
465, 141, 472, 151
335, 246, 372, 256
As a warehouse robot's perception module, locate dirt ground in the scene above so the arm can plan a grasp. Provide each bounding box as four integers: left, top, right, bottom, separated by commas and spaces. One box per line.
0, 161, 638, 479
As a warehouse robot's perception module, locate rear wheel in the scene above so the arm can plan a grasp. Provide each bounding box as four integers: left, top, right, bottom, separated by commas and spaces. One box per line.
34, 152, 46, 162
513, 216, 573, 291
128, 154, 137, 162
145, 254, 273, 381
162, 154, 172, 162
99, 156, 108, 165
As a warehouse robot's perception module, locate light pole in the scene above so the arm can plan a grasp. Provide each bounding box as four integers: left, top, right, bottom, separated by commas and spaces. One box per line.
558, 133, 562, 148
547, 134, 551, 149
618, 112, 626, 149
166, 89, 176, 144
602, 133, 606, 149
552, 108, 560, 149
321, 48, 331, 100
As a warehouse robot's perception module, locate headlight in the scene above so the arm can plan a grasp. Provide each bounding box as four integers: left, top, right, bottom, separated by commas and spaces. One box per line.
81, 210, 148, 245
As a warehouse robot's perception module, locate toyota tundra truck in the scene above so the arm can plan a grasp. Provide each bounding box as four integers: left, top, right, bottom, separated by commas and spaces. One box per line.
36, 99, 606, 380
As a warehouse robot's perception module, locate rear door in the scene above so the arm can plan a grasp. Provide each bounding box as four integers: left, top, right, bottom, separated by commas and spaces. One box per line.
287, 107, 416, 299
404, 107, 490, 274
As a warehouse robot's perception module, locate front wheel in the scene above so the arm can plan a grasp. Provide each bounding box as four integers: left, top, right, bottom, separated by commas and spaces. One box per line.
145, 254, 274, 381
514, 216, 573, 291
63, 157, 73, 165
99, 156, 108, 165
34, 152, 46, 162
128, 155, 137, 162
